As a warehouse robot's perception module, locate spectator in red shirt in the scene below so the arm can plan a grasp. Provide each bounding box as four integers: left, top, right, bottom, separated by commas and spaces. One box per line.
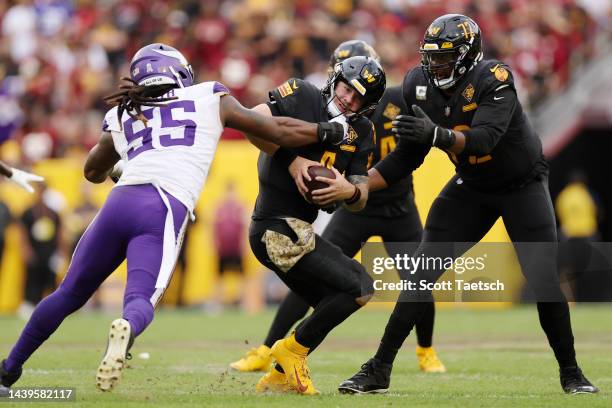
209, 181, 247, 312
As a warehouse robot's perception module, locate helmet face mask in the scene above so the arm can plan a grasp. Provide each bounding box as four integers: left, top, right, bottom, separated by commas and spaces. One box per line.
423, 51, 454, 84
420, 14, 483, 90
130, 43, 194, 88
322, 56, 386, 119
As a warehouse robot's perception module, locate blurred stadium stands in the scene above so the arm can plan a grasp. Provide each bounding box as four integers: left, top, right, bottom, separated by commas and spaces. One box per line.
0, 0, 610, 158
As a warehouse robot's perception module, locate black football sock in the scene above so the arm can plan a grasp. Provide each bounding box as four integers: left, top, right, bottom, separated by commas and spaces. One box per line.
374, 301, 426, 365
263, 291, 310, 348
536, 302, 577, 368
294, 293, 361, 352
415, 302, 435, 348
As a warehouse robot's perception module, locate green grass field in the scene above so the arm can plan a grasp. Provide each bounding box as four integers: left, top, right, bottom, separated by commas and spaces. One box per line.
1, 305, 610, 407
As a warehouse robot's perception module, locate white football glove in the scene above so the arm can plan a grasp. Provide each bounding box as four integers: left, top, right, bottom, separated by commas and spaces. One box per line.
9, 168, 44, 193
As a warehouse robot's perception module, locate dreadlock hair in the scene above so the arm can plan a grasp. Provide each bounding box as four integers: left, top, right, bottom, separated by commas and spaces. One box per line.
103, 77, 178, 129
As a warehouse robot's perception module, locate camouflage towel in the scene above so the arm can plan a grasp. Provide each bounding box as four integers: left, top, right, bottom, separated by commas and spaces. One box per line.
261, 218, 316, 272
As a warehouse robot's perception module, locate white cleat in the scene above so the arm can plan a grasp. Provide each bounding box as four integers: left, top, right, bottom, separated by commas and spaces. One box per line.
96, 318, 132, 392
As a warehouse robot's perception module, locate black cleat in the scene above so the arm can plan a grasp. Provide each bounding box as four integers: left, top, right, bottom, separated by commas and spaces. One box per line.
560, 366, 599, 394
1, 359, 22, 396
1, 359, 21, 387
338, 358, 391, 394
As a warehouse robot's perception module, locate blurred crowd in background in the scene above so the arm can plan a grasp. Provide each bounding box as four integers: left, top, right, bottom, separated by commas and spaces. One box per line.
0, 0, 610, 161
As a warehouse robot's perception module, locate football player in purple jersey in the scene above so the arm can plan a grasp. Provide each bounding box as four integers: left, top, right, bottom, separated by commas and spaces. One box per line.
0, 43, 348, 395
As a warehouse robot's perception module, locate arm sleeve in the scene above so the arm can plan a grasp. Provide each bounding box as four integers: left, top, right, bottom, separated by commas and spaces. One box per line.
267, 78, 305, 117
267, 99, 282, 117
373, 76, 430, 185
374, 142, 430, 185
273, 147, 298, 168
462, 85, 517, 156
266, 78, 305, 166
401, 72, 412, 106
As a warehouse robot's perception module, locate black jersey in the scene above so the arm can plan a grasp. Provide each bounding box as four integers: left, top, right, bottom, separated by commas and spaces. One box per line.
376, 60, 547, 193
360, 86, 429, 218
252, 78, 375, 224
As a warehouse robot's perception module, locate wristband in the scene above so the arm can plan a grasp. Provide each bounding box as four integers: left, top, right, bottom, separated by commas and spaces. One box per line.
432, 127, 456, 149
318, 121, 344, 145
344, 184, 361, 205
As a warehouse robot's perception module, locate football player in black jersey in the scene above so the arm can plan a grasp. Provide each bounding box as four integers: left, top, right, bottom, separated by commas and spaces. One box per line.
230, 40, 445, 375
338, 14, 598, 395
246, 56, 386, 394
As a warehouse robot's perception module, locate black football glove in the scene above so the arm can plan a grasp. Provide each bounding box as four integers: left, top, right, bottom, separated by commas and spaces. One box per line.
108, 161, 124, 183
317, 121, 345, 146
392, 105, 455, 149
321, 201, 339, 214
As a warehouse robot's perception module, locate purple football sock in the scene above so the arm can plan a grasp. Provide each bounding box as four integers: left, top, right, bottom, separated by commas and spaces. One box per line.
5, 287, 88, 372
123, 297, 154, 337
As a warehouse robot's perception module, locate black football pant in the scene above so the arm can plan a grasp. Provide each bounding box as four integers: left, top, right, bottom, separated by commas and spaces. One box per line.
263, 207, 437, 349
250, 218, 373, 352
375, 175, 578, 370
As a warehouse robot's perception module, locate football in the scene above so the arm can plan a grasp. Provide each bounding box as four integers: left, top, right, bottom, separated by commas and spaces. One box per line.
305, 165, 336, 203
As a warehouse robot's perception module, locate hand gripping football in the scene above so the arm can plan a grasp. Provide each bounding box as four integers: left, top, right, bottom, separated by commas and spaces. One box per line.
304, 165, 336, 204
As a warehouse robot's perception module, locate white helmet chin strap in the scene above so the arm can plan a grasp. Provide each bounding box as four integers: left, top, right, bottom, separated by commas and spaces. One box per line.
327, 96, 343, 118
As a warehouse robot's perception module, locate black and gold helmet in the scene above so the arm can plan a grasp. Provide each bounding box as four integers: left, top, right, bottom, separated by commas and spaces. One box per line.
329, 40, 380, 70
420, 14, 483, 89
322, 55, 386, 118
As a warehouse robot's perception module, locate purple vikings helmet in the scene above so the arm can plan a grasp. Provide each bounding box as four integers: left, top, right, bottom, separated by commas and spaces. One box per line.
130, 43, 194, 88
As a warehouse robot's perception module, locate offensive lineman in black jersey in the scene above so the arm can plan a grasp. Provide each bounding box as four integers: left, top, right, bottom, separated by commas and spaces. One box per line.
230, 40, 445, 375
339, 14, 598, 395
247, 56, 386, 394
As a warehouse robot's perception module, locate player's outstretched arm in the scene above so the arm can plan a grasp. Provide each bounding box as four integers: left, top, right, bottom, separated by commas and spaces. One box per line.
0, 161, 12, 178
220, 95, 345, 147
0, 160, 44, 193
371, 123, 430, 191
237, 103, 282, 155
84, 131, 120, 183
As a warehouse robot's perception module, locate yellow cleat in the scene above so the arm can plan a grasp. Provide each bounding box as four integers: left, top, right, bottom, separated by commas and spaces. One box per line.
230, 345, 272, 372
256, 365, 292, 393
271, 335, 320, 395
416, 346, 446, 373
